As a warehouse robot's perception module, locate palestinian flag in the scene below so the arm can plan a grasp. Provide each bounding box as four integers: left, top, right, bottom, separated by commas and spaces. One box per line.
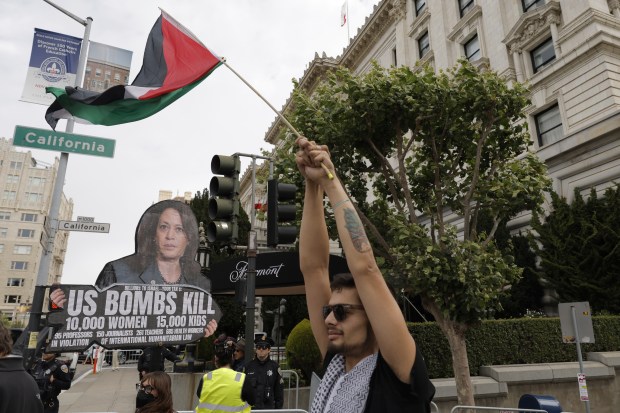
45, 9, 222, 130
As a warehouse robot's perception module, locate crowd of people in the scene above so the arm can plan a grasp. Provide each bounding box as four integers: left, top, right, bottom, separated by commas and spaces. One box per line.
2, 138, 434, 413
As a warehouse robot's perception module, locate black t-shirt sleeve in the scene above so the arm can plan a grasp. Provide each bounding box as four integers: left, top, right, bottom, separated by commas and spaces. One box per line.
242, 376, 256, 406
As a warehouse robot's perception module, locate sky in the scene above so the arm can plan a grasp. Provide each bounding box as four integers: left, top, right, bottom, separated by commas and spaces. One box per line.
0, 0, 379, 285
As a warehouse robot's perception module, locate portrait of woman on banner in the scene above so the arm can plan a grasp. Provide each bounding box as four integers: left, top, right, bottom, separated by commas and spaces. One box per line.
94, 199, 211, 291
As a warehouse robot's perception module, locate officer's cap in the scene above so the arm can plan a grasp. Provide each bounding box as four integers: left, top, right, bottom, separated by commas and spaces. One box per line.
254, 334, 274, 348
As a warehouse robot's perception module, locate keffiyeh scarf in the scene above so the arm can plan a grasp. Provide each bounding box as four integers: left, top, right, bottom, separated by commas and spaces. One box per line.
310, 352, 378, 413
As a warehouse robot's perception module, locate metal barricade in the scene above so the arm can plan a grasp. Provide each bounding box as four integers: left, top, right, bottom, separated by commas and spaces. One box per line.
450, 406, 550, 413
280, 369, 300, 409
100, 348, 143, 369
431, 401, 440, 413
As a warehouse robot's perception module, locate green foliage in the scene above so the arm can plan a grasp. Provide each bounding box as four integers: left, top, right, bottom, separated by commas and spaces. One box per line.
279, 60, 551, 326
410, 315, 620, 378
390, 221, 522, 324
531, 185, 620, 314
285, 319, 321, 382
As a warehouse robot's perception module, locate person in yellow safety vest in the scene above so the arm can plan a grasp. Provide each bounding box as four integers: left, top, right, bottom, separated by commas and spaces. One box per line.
195, 335, 256, 413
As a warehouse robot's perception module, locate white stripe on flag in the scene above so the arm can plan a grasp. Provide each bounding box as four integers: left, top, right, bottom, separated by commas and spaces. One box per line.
341, 1, 348, 27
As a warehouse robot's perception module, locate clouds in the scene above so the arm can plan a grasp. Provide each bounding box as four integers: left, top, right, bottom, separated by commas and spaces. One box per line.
0, 0, 378, 284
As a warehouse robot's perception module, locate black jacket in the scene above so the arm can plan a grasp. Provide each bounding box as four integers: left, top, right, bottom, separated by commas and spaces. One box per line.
0, 355, 44, 413
138, 346, 179, 376
29, 357, 72, 412
244, 356, 283, 409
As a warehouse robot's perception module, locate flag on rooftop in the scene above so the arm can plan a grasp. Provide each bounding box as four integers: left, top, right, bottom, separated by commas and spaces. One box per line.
45, 9, 222, 130
341, 1, 348, 27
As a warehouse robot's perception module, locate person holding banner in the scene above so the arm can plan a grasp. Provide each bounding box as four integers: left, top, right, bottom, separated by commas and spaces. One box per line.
295, 138, 435, 413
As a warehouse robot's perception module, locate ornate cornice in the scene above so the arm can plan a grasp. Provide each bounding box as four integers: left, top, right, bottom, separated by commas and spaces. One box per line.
389, 0, 407, 21
263, 53, 339, 144
264, 0, 398, 144
503, 0, 562, 52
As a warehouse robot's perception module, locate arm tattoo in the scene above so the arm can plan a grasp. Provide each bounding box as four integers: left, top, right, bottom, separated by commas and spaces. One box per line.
343, 207, 371, 252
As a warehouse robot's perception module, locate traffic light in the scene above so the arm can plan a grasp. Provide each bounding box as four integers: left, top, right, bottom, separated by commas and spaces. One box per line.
267, 178, 298, 247
207, 154, 240, 243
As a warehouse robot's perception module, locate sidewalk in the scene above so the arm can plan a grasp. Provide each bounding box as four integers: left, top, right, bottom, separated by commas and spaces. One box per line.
59, 366, 138, 413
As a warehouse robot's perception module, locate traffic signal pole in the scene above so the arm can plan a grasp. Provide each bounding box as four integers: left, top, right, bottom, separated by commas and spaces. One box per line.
237, 153, 273, 364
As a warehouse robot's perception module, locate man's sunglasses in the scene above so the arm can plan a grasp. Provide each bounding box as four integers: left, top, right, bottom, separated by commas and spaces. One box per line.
322, 304, 365, 322
136, 383, 154, 394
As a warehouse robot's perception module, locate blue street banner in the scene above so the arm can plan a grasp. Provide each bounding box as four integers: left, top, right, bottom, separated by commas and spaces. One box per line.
21, 28, 82, 105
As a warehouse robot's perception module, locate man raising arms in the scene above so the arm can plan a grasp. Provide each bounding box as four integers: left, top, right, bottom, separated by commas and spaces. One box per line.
296, 138, 435, 412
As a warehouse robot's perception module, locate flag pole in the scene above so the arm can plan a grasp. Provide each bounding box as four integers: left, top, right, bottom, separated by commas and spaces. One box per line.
221, 58, 333, 179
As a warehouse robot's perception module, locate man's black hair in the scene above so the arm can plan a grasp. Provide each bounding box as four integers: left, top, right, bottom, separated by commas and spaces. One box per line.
330, 273, 356, 292
330, 272, 397, 298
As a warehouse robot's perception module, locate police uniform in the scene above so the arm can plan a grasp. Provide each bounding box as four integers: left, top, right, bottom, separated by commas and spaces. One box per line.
30, 355, 72, 413
244, 335, 284, 409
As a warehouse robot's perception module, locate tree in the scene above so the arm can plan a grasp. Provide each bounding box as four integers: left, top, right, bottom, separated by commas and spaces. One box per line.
276, 60, 551, 405
532, 185, 620, 314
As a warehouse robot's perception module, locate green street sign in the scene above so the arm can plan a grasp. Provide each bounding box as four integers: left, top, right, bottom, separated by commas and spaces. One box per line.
13, 125, 115, 158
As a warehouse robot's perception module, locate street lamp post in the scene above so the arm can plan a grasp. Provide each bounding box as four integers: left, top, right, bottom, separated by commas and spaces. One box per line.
24, 0, 93, 370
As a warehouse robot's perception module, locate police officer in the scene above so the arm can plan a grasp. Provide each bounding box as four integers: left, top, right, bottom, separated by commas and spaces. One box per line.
244, 335, 283, 409
30, 351, 72, 413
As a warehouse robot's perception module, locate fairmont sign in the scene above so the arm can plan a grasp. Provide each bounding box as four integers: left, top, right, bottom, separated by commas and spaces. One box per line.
209, 252, 350, 295
13, 125, 115, 158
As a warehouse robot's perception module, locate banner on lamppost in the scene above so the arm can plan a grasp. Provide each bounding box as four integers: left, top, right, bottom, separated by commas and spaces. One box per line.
21, 28, 82, 105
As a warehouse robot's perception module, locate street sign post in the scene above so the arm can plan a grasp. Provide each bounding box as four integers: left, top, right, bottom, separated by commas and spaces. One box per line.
13, 125, 115, 158
58, 220, 110, 233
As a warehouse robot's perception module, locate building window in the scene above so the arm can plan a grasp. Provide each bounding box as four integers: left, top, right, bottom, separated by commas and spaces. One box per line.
14, 245, 32, 255
0, 212, 10, 220
11, 261, 28, 270
17, 229, 35, 238
415, 0, 426, 16
535, 104, 563, 146
522, 0, 545, 12
392, 47, 398, 66
25, 193, 42, 203
21, 213, 38, 222
6, 174, 19, 184
95, 68, 102, 77
418, 31, 430, 58
114, 73, 121, 82
9, 161, 23, 169
105, 70, 111, 80
4, 295, 21, 304
464, 35, 481, 61
531, 37, 555, 73
0, 228, 7, 238
7, 278, 25, 287
28, 176, 45, 186
459, 0, 474, 17
2, 191, 16, 200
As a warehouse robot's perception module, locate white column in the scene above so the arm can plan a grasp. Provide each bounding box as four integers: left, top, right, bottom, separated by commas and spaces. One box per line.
512, 49, 524, 82
550, 22, 562, 59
